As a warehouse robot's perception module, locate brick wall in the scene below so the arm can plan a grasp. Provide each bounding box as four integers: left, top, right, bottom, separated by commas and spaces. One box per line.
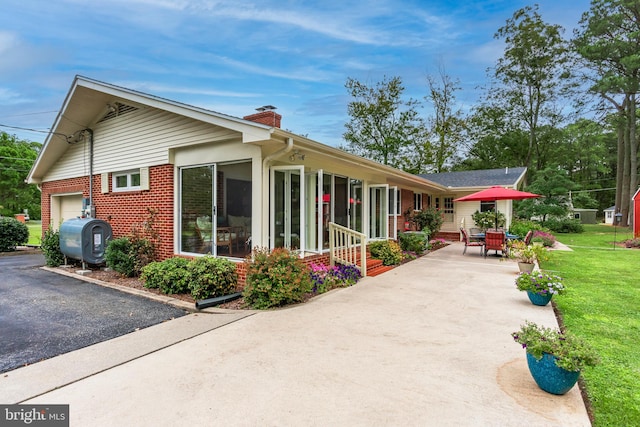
41, 164, 175, 260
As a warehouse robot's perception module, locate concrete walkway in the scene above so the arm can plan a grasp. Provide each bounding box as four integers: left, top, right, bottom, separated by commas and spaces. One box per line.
1, 243, 590, 426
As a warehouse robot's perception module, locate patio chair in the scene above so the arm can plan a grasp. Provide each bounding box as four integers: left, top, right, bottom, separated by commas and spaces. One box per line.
484, 230, 507, 258
523, 230, 533, 245
460, 228, 485, 255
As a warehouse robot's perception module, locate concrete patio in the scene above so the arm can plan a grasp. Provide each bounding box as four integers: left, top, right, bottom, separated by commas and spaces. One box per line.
1, 242, 590, 426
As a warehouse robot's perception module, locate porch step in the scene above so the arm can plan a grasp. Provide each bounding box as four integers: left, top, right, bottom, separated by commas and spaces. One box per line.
367, 263, 395, 277
362, 256, 394, 277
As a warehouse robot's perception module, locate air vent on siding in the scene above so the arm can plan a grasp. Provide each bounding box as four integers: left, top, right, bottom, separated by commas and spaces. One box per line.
98, 102, 138, 123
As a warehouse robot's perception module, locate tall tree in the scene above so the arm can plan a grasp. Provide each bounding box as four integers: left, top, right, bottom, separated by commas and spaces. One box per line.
573, 0, 640, 227
454, 104, 528, 170
490, 5, 574, 171
342, 76, 427, 170
0, 132, 41, 218
516, 168, 576, 224
425, 68, 466, 172
558, 119, 612, 189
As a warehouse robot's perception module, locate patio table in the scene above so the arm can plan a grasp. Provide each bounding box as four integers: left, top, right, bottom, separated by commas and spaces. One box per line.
470, 232, 520, 241
470, 232, 520, 257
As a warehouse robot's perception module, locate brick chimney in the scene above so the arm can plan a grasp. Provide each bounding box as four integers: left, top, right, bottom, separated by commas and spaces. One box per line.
243, 105, 281, 128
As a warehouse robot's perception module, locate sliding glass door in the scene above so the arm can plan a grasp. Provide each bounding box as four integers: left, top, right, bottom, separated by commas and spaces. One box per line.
369, 184, 388, 240
180, 161, 253, 257
271, 166, 304, 250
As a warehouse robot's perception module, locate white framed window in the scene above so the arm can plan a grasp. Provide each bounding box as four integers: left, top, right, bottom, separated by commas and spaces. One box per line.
414, 193, 423, 211
112, 170, 141, 192
388, 187, 399, 216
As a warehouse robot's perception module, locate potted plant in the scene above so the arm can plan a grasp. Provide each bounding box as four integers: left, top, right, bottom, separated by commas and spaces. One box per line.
508, 240, 549, 273
512, 321, 599, 395
515, 271, 565, 306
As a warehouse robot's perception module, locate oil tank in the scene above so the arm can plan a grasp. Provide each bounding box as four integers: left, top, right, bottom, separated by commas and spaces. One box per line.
59, 218, 112, 264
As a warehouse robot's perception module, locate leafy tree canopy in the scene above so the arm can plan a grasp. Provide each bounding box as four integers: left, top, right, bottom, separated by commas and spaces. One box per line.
342, 76, 428, 171
0, 132, 41, 218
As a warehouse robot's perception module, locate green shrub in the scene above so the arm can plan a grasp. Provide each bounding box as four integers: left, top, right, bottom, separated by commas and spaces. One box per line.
398, 232, 427, 253
411, 207, 443, 236
105, 236, 156, 277
368, 240, 403, 266
243, 247, 312, 309
141, 257, 191, 294
105, 237, 137, 276
472, 210, 506, 230
544, 218, 584, 233
188, 255, 237, 300
0, 217, 29, 252
41, 228, 65, 266
509, 219, 544, 238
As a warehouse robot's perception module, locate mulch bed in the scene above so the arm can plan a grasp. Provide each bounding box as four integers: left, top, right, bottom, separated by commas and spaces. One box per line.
67, 242, 450, 310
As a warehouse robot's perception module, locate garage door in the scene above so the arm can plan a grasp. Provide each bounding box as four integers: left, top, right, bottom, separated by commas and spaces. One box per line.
51, 194, 83, 229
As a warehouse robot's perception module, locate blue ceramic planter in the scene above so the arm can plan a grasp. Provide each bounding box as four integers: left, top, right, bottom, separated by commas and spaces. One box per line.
526, 353, 580, 395
526, 290, 553, 306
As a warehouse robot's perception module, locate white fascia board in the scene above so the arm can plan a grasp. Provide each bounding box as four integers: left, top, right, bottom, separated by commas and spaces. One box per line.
272, 129, 448, 192
513, 167, 528, 188
75, 77, 273, 142
27, 77, 84, 184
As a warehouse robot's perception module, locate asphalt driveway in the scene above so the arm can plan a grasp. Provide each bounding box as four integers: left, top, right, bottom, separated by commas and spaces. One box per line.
0, 252, 188, 373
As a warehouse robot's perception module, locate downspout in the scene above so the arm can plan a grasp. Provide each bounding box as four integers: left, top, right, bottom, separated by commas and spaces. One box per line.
84, 128, 94, 217
262, 137, 293, 248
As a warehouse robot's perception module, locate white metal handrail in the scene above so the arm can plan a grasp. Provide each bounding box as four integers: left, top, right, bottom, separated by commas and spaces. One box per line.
329, 222, 367, 277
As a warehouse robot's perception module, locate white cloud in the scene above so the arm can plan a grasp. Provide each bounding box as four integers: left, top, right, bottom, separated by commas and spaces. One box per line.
466, 39, 505, 66
0, 31, 18, 54
210, 55, 337, 82
118, 81, 260, 98
0, 87, 25, 104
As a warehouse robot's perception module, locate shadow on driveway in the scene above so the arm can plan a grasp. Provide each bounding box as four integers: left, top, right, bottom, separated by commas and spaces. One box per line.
0, 252, 188, 373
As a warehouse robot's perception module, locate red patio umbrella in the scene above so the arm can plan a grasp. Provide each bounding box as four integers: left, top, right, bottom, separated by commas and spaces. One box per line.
454, 186, 540, 230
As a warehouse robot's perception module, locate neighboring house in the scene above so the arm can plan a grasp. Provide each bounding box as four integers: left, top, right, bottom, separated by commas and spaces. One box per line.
572, 208, 598, 224
420, 167, 528, 235
603, 206, 616, 225
27, 76, 528, 276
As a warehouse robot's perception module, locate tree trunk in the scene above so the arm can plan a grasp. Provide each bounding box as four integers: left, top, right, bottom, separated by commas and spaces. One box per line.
629, 93, 638, 226
621, 101, 632, 227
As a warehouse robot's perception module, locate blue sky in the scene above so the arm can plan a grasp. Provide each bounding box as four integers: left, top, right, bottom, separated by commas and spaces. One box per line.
1, 0, 592, 148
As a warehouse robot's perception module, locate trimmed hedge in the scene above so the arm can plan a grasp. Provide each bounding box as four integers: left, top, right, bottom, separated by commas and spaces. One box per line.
0, 217, 29, 252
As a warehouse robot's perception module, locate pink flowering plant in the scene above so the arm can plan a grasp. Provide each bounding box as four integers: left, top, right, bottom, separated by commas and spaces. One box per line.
429, 238, 447, 249
309, 263, 361, 294
532, 230, 556, 247
515, 272, 566, 296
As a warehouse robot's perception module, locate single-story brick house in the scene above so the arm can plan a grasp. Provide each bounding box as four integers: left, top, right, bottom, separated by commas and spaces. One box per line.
27, 76, 528, 276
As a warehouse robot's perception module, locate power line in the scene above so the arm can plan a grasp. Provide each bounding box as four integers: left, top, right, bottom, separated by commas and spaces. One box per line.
0, 123, 54, 134
571, 187, 616, 193
1, 111, 58, 118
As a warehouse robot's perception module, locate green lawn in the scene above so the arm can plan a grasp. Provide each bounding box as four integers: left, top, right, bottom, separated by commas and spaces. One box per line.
26, 220, 42, 246
542, 224, 640, 426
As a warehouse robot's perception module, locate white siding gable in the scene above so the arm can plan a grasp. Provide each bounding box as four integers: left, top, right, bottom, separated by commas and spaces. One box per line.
43, 107, 240, 182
